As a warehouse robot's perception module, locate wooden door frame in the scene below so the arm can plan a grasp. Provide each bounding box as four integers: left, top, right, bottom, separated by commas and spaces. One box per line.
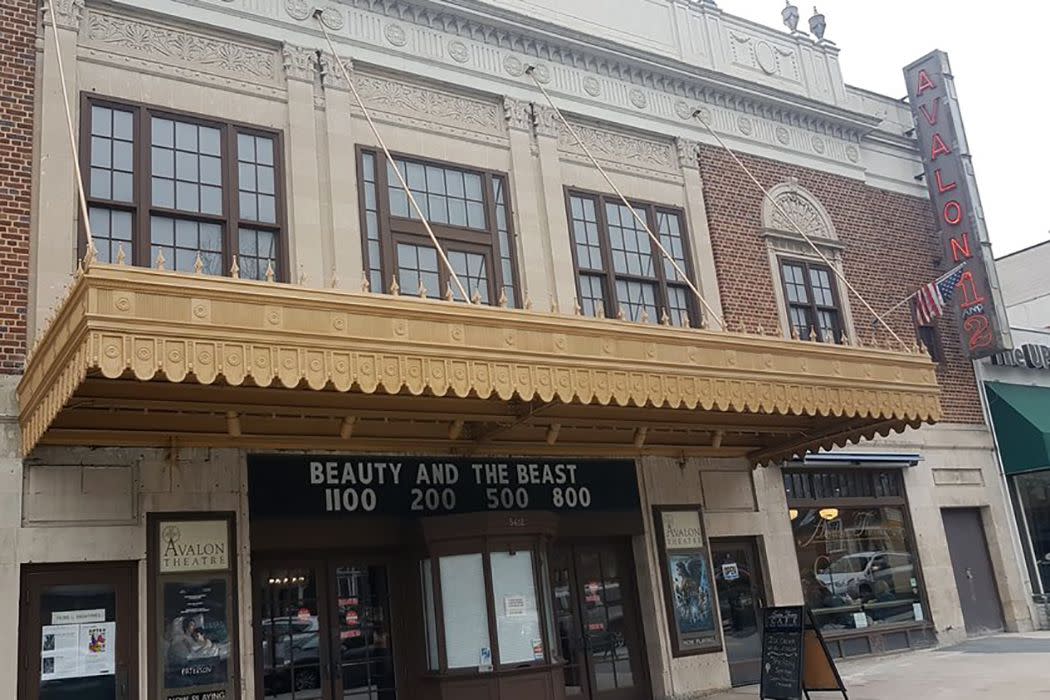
18, 560, 140, 700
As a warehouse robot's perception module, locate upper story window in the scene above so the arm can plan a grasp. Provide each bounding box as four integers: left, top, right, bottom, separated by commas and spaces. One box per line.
358, 149, 519, 306
566, 190, 698, 326
83, 98, 285, 281
780, 259, 843, 342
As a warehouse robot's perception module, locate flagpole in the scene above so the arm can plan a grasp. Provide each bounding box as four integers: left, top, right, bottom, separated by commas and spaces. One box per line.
881, 262, 967, 319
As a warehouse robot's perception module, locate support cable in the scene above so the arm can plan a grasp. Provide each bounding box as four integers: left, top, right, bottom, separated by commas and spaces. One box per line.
43, 0, 95, 255
314, 11, 469, 302
526, 67, 726, 331
690, 109, 908, 351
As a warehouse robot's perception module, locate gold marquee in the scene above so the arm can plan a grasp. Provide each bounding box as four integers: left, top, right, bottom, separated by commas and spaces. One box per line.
19, 265, 942, 463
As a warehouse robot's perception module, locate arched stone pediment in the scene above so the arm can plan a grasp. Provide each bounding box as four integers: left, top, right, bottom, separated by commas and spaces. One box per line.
763, 180, 837, 241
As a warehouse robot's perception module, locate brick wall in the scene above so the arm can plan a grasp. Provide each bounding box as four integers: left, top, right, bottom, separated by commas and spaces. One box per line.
697, 145, 982, 424
0, 0, 34, 374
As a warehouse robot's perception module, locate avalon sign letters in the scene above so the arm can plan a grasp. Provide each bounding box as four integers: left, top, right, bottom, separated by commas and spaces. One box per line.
247, 455, 640, 519
904, 51, 1011, 358
158, 520, 230, 573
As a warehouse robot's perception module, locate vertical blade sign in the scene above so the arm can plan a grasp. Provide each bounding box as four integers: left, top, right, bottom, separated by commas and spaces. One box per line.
903, 51, 1011, 358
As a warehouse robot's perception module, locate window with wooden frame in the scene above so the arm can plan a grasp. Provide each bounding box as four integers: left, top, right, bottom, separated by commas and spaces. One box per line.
779, 258, 844, 342
81, 97, 286, 281
418, 539, 554, 672
357, 148, 520, 306
565, 190, 698, 327
916, 325, 944, 363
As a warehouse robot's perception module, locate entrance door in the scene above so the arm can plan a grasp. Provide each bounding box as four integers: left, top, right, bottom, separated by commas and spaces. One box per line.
18, 561, 138, 700
942, 508, 1005, 635
710, 539, 765, 687
551, 542, 649, 700
255, 560, 397, 700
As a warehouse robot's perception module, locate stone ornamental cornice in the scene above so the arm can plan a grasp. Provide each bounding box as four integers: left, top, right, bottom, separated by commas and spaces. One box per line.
19, 265, 941, 463
313, 0, 881, 139
44, 0, 85, 31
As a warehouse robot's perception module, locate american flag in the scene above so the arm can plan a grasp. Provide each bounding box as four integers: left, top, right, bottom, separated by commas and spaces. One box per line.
913, 265, 966, 325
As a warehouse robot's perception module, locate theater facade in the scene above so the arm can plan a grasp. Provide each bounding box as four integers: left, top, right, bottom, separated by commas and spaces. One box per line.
3, 1, 1034, 699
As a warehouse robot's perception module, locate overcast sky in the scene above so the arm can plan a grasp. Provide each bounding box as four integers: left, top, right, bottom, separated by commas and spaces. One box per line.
722, 0, 1049, 257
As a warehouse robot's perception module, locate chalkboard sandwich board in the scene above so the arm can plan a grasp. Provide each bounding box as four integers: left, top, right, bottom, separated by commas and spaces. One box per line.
760, 606, 847, 700
760, 605, 804, 700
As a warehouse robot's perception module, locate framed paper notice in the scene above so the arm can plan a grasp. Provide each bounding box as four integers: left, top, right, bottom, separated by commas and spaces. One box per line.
654, 506, 722, 656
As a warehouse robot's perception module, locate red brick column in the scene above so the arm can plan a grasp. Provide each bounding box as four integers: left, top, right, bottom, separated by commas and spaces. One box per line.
0, 0, 35, 374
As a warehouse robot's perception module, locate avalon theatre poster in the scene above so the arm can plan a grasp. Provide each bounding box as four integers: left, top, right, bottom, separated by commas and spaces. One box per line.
903, 50, 1011, 358
655, 507, 721, 656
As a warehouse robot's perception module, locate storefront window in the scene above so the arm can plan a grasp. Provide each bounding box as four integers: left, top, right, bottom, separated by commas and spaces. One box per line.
1015, 471, 1050, 592
491, 551, 543, 665
784, 470, 926, 634
438, 554, 491, 669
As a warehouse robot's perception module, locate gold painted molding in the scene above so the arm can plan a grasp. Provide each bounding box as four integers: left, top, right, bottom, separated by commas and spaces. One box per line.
19, 265, 942, 455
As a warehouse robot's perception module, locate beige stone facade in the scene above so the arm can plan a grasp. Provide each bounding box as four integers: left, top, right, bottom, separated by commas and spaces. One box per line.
3, 1, 1034, 698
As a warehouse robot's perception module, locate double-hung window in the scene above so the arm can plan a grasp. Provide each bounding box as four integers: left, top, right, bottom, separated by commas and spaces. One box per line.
566, 191, 698, 326
358, 149, 519, 306
779, 259, 844, 342
82, 98, 285, 280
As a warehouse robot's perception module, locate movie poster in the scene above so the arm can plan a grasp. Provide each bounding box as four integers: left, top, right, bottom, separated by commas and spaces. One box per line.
162, 579, 230, 690
668, 553, 716, 636
658, 508, 721, 655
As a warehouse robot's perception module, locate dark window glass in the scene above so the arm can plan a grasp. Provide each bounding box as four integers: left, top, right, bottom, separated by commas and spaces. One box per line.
779, 259, 843, 342
916, 325, 944, 363
791, 506, 923, 633
360, 150, 519, 306
567, 192, 698, 327
83, 100, 284, 279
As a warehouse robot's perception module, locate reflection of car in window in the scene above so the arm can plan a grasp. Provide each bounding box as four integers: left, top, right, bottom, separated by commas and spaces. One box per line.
816, 551, 913, 600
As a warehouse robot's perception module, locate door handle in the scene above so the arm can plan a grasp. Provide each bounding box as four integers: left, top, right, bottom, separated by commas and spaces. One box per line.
116, 664, 129, 700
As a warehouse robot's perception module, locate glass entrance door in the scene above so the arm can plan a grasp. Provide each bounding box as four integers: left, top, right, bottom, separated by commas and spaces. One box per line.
256, 561, 397, 700
19, 562, 138, 700
710, 539, 765, 687
551, 542, 649, 700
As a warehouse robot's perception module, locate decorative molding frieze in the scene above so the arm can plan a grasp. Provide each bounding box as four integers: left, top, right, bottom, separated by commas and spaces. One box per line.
503, 96, 532, 133
282, 43, 317, 82
82, 8, 278, 84
533, 104, 560, 139
558, 119, 676, 178
320, 52, 353, 90
675, 138, 701, 171
45, 0, 85, 31
350, 71, 505, 142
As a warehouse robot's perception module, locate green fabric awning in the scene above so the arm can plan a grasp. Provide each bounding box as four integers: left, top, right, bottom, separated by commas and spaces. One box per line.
985, 382, 1050, 475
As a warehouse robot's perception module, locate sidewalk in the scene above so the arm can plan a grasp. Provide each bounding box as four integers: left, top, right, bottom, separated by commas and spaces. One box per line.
703, 632, 1050, 699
